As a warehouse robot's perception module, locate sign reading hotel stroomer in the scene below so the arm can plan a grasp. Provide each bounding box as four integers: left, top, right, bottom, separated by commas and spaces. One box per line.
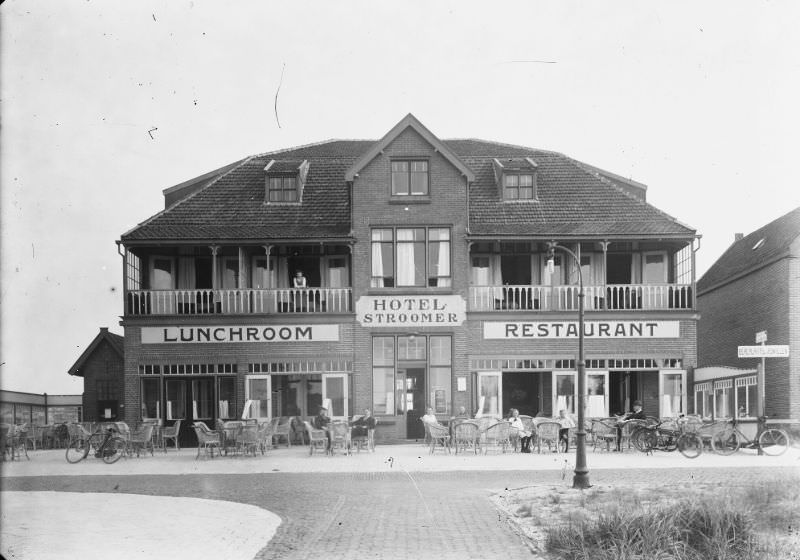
141, 325, 339, 344
484, 321, 680, 339
356, 295, 466, 327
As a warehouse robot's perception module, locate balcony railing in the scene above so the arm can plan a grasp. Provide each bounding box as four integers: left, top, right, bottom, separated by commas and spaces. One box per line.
469, 284, 693, 312
126, 288, 353, 316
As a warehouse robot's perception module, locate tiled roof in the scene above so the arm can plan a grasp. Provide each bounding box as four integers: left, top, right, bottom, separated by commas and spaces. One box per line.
698, 206, 800, 293
121, 137, 695, 242
68, 328, 124, 377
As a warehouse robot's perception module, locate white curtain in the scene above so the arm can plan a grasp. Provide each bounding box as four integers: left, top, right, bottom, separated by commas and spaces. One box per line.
397, 230, 415, 286
371, 243, 385, 287
587, 395, 605, 417
178, 258, 195, 289
436, 241, 450, 286
661, 394, 673, 418
218, 400, 229, 419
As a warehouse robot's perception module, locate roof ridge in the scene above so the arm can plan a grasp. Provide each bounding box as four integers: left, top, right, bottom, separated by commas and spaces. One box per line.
251, 138, 376, 159
445, 138, 563, 157
568, 157, 696, 233
120, 154, 257, 238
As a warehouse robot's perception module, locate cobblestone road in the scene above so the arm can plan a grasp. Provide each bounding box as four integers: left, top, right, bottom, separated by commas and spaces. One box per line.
3, 466, 797, 559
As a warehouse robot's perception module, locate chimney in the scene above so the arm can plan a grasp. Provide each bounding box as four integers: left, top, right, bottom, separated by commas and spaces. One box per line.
734, 233, 744, 242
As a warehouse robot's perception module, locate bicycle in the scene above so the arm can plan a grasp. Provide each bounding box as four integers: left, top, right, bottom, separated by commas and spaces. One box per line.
711, 416, 790, 456
65, 424, 127, 464
632, 418, 703, 459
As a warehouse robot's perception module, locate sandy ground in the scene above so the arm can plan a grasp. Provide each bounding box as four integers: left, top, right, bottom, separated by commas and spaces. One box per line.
1, 491, 280, 560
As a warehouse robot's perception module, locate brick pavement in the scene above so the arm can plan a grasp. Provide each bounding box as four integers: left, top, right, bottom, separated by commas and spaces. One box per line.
3, 466, 797, 559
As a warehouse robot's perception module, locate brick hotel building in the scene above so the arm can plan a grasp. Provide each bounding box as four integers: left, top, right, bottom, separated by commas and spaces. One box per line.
118, 114, 699, 445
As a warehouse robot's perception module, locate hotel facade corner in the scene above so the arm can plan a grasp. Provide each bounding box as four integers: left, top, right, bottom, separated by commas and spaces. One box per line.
117, 114, 699, 445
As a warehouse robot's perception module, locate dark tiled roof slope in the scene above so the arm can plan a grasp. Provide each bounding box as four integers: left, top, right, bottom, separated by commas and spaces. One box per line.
122, 138, 695, 242
698, 206, 800, 293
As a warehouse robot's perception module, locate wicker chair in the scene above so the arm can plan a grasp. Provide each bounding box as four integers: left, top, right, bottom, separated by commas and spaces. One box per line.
237, 424, 260, 456
427, 423, 451, 454
453, 420, 481, 454
272, 417, 292, 448
303, 421, 328, 456
8, 425, 30, 461
351, 417, 377, 453
217, 420, 243, 455
192, 421, 221, 459
128, 423, 155, 457
483, 421, 513, 454
161, 420, 182, 452
329, 422, 351, 456
256, 422, 274, 454
535, 421, 561, 453
591, 419, 618, 451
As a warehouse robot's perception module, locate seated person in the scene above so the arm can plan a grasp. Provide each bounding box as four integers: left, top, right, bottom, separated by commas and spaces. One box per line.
350, 408, 376, 438
507, 408, 533, 452
451, 405, 470, 420
314, 405, 332, 449
420, 407, 439, 425
614, 400, 646, 451
557, 409, 576, 452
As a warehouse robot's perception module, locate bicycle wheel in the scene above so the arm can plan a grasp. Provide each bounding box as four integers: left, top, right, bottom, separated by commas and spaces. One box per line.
66, 438, 89, 463
102, 437, 127, 464
678, 433, 703, 459
711, 428, 740, 455
758, 429, 789, 456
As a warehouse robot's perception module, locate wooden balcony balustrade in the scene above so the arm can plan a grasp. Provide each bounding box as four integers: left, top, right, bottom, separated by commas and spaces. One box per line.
469, 284, 693, 312
126, 287, 353, 316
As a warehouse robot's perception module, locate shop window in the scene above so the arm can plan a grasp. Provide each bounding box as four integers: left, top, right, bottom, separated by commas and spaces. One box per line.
714, 380, 734, 418
430, 336, 452, 415
217, 376, 236, 419
391, 160, 428, 196
141, 378, 161, 419
372, 337, 395, 415
555, 373, 576, 415
244, 376, 271, 420
478, 373, 501, 417
661, 373, 684, 417
735, 376, 758, 418
586, 374, 607, 417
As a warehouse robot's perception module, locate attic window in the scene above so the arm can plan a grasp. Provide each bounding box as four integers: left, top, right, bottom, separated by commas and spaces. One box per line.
504, 174, 534, 200
752, 238, 766, 250
268, 176, 297, 202
392, 160, 428, 196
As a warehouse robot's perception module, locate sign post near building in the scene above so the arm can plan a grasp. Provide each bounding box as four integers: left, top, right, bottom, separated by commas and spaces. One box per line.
738, 331, 791, 455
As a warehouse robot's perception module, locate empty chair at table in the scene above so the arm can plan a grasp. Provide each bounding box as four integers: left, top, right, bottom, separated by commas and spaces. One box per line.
427, 423, 451, 455
483, 421, 513, 454
192, 421, 221, 459
453, 420, 481, 454
535, 421, 561, 453
161, 419, 182, 452
128, 423, 155, 457
329, 422, 351, 455
237, 424, 259, 456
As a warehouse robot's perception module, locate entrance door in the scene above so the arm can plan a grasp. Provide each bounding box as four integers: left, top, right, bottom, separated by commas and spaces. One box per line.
502, 372, 541, 417
165, 377, 216, 447
609, 371, 639, 416
400, 367, 426, 439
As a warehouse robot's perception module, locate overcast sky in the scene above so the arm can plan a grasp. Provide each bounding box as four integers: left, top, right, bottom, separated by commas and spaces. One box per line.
2, 1, 799, 394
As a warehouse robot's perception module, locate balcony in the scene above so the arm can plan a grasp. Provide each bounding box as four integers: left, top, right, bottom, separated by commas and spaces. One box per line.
126, 287, 353, 316
469, 284, 693, 312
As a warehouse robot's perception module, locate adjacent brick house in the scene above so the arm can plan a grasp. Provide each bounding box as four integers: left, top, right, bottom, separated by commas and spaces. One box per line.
118, 114, 699, 444
68, 327, 125, 422
696, 207, 800, 421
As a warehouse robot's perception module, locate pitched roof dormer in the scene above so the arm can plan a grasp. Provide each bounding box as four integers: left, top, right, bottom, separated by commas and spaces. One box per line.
492, 157, 538, 201
345, 113, 475, 182
264, 159, 310, 204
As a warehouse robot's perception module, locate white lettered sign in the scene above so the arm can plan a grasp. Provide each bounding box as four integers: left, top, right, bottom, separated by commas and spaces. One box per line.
356, 295, 466, 327
484, 321, 681, 339
142, 324, 339, 344
737, 345, 789, 358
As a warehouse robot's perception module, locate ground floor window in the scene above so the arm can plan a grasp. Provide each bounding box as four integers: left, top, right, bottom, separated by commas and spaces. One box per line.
694, 382, 712, 419
735, 376, 758, 418
714, 379, 734, 419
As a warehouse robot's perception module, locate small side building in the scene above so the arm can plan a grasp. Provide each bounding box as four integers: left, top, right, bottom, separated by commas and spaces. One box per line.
696, 207, 800, 422
68, 327, 125, 422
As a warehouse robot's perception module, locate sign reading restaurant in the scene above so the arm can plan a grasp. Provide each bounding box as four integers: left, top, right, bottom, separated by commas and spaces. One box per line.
356, 295, 466, 327
142, 325, 339, 344
484, 321, 680, 339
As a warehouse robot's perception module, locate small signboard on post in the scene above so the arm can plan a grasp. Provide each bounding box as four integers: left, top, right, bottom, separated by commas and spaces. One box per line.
737, 345, 790, 358
755, 330, 767, 344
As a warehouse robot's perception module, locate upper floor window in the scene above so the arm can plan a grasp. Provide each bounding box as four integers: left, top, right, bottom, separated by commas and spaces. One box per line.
504, 174, 534, 200
268, 176, 298, 202
392, 160, 429, 196
371, 227, 451, 288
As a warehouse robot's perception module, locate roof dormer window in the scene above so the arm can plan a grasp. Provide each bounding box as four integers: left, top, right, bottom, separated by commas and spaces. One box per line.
268, 176, 297, 202
493, 157, 538, 202
264, 159, 309, 204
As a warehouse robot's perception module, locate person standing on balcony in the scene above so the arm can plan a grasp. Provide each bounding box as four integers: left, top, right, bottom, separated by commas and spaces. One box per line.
293, 270, 307, 288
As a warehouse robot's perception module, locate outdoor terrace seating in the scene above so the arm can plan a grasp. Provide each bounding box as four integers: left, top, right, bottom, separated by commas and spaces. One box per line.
453, 421, 481, 454
483, 421, 513, 454
303, 421, 327, 456
427, 423, 451, 455
534, 421, 561, 453
192, 421, 221, 459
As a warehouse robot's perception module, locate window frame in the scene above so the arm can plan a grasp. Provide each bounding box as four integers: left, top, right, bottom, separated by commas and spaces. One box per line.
370, 226, 452, 288
391, 159, 429, 196
267, 175, 299, 203
503, 173, 536, 201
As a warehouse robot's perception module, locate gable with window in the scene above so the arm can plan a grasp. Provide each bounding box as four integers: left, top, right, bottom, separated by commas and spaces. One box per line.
264, 159, 309, 204
371, 227, 451, 288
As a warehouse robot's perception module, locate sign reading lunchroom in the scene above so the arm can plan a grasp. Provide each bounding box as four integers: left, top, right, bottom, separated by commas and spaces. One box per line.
484, 321, 680, 339
356, 295, 466, 327
142, 325, 339, 344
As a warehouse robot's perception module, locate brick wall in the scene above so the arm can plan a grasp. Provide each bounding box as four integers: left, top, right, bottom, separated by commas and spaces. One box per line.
698, 255, 798, 419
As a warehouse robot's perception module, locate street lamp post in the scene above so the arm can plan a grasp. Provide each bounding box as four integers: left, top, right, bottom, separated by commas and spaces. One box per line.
547, 242, 590, 489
